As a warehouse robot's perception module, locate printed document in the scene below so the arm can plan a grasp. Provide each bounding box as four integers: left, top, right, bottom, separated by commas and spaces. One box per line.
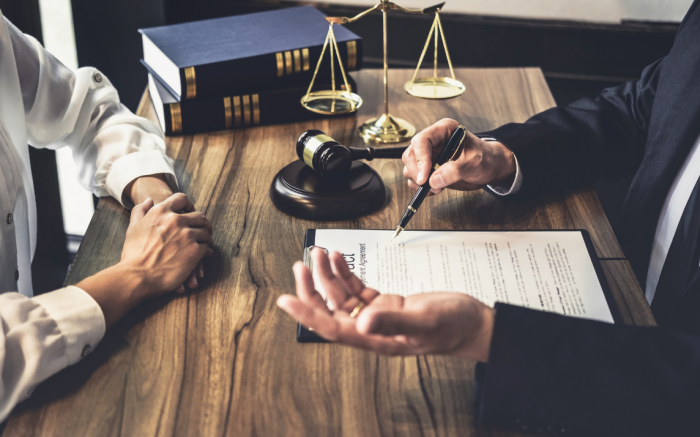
310, 230, 614, 323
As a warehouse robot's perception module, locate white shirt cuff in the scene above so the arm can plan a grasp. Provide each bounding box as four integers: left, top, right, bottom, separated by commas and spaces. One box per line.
105, 150, 179, 209
487, 154, 523, 196
32, 286, 106, 366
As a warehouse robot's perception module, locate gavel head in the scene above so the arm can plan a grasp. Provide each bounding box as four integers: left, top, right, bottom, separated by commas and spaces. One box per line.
296, 130, 353, 179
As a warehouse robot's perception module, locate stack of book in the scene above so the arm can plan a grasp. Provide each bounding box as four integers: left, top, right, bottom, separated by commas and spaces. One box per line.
140, 6, 363, 135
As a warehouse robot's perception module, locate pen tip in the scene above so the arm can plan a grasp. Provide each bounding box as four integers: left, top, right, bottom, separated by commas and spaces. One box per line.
391, 227, 402, 241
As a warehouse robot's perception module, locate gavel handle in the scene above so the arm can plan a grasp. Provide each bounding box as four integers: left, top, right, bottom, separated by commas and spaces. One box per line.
349, 146, 408, 161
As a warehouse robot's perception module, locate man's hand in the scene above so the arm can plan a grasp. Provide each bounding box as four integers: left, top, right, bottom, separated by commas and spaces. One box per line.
78, 193, 214, 327
402, 118, 517, 195
276, 248, 495, 362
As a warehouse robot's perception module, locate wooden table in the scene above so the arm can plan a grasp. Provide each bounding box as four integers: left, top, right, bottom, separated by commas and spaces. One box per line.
5, 68, 655, 437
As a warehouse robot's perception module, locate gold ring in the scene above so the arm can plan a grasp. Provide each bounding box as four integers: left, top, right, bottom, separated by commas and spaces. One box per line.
349, 301, 365, 318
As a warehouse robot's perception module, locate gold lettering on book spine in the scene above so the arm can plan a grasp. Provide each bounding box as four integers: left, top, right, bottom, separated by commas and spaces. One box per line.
346, 41, 357, 70
293, 49, 301, 73
302, 48, 310, 71
184, 66, 196, 99
170, 103, 182, 134
275, 53, 284, 77
223, 97, 232, 129
284, 51, 293, 75
252, 94, 260, 125
233, 96, 242, 127
242, 95, 251, 126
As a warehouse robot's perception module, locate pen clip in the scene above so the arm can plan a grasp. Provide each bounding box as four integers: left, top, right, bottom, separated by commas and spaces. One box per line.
448, 126, 467, 162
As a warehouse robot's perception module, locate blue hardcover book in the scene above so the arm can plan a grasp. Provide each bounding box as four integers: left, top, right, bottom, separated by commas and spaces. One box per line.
140, 6, 363, 101
147, 71, 358, 135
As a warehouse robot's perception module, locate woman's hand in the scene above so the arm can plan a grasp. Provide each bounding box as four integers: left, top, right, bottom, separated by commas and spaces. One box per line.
78, 193, 214, 328
276, 248, 495, 362
120, 193, 214, 295
126, 174, 205, 290
127, 173, 174, 206
402, 118, 517, 195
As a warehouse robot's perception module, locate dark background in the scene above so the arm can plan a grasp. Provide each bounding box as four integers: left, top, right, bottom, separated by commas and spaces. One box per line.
1, 0, 681, 295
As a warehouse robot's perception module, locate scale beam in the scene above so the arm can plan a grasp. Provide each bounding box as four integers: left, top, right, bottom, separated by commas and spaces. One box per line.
325, 2, 445, 23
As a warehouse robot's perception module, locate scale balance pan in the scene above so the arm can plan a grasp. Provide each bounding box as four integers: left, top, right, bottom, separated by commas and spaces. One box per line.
301, 90, 363, 115
404, 76, 466, 99
270, 160, 385, 221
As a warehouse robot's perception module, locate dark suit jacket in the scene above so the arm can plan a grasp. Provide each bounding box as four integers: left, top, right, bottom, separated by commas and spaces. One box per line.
475, 1, 700, 435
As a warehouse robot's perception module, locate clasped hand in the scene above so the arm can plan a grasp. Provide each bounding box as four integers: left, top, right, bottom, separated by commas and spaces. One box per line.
121, 193, 214, 296
121, 193, 214, 294
126, 175, 210, 292
277, 248, 495, 363
77, 192, 214, 328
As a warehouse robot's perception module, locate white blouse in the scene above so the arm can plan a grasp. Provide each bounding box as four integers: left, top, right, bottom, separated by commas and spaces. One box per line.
0, 14, 177, 421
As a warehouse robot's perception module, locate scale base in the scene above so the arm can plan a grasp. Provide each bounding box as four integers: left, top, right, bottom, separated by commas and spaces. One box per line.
359, 113, 416, 144
404, 77, 466, 99
270, 160, 385, 221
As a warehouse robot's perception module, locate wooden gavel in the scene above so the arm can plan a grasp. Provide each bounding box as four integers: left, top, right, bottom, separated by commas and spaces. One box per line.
296, 129, 406, 179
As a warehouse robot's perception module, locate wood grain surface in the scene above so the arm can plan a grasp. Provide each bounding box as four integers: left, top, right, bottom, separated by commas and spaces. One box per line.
600, 260, 656, 327
5, 68, 654, 437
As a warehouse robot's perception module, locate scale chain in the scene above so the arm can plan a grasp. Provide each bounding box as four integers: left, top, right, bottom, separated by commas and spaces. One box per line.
329, 24, 355, 110
409, 16, 437, 86
303, 26, 332, 102
434, 13, 438, 79
436, 13, 456, 80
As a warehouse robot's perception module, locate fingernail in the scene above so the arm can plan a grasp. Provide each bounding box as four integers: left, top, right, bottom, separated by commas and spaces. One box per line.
176, 285, 185, 293
417, 171, 423, 183
199, 265, 204, 278
431, 174, 445, 189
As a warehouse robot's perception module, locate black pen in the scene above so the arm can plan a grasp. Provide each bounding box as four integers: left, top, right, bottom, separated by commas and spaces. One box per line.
392, 125, 467, 240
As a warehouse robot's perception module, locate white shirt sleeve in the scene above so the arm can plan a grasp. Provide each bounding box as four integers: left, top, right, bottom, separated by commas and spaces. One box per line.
487, 154, 523, 196
0, 286, 105, 422
7, 19, 177, 208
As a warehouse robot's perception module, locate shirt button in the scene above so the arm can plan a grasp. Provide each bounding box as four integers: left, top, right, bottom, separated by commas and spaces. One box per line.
6, 213, 13, 224
14, 270, 19, 281
94, 72, 103, 83
81, 345, 91, 357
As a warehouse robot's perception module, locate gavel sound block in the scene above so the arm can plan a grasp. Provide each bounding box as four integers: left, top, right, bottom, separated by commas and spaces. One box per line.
270, 130, 406, 220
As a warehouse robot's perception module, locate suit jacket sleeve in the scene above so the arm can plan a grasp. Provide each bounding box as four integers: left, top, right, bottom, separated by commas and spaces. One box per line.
480, 59, 662, 198
479, 0, 700, 200
474, 303, 700, 436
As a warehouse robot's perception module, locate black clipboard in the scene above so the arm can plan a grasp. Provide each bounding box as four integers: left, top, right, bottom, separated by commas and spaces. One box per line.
297, 229, 622, 343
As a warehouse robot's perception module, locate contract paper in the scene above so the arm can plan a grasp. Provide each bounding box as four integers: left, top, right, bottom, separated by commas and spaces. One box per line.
310, 230, 614, 323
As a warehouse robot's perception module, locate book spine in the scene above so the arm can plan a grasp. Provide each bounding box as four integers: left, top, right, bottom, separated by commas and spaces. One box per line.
165, 81, 356, 135
179, 38, 362, 100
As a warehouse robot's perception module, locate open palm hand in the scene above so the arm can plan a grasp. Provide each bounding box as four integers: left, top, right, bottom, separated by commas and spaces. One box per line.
277, 248, 495, 362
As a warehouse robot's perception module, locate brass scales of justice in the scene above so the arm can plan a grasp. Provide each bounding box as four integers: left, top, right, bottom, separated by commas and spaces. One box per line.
301, 0, 465, 144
